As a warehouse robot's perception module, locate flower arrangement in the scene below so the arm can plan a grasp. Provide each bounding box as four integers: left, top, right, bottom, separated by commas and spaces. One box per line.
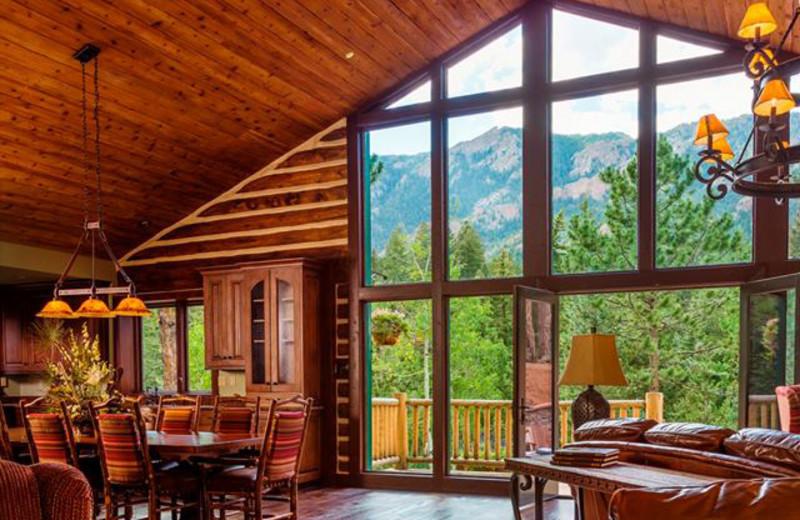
370, 309, 408, 346
39, 322, 117, 433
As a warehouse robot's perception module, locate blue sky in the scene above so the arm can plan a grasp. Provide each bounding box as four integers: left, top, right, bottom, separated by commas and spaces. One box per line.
369, 10, 750, 157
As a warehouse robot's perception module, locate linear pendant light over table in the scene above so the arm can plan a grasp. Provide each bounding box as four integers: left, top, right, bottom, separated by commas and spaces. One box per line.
37, 44, 151, 319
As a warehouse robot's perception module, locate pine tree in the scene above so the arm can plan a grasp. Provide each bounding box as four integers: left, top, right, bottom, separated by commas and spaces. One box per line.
376, 226, 413, 283
452, 221, 486, 279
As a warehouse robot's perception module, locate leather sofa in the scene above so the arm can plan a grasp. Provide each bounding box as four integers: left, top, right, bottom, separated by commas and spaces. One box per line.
609, 478, 800, 519
0, 459, 93, 520
567, 419, 800, 520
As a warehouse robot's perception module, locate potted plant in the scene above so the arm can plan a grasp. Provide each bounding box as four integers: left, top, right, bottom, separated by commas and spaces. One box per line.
370, 310, 408, 346
38, 322, 117, 436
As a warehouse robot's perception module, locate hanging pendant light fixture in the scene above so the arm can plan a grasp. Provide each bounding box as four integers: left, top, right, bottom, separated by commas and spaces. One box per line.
37, 44, 151, 319
692, 3, 800, 202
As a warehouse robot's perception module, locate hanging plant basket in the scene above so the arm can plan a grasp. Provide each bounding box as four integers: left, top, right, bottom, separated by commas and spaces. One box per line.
371, 310, 408, 346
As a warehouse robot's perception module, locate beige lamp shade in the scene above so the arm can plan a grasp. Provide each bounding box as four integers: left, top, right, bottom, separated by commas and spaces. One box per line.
737, 2, 778, 39
693, 114, 729, 146
559, 333, 628, 387
754, 79, 796, 117
713, 138, 735, 161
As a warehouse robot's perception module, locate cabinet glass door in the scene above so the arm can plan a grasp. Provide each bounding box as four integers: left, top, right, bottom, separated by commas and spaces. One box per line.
250, 280, 267, 386
272, 270, 299, 391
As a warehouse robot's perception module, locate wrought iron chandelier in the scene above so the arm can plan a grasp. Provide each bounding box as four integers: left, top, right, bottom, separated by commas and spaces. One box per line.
694, 2, 800, 203
37, 44, 151, 319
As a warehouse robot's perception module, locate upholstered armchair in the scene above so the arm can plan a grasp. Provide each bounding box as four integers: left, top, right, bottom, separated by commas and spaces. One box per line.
0, 460, 94, 520
776, 385, 800, 433
609, 478, 800, 519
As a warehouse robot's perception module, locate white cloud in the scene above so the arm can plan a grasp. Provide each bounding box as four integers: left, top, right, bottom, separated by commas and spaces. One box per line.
552, 90, 638, 138
657, 73, 753, 133
552, 10, 639, 82
656, 35, 722, 64
447, 25, 522, 97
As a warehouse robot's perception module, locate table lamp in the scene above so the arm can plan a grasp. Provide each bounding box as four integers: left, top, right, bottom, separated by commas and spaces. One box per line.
559, 330, 628, 429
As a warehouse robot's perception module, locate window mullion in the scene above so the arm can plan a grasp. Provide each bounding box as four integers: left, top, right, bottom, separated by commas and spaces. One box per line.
430, 65, 448, 481
639, 22, 657, 273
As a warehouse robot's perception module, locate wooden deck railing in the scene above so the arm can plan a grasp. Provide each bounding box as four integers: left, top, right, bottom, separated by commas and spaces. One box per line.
371, 392, 664, 471
747, 394, 780, 429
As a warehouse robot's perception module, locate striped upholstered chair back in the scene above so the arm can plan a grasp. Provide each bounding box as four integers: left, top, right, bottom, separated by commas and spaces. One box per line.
21, 398, 78, 466
258, 396, 313, 484
155, 395, 200, 434
213, 395, 263, 435
89, 399, 152, 487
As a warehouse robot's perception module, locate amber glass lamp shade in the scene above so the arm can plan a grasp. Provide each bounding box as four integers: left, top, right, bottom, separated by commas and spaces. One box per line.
738, 2, 778, 39
113, 296, 152, 317
75, 298, 115, 318
36, 299, 76, 319
713, 138, 735, 161
693, 114, 729, 146
754, 79, 796, 117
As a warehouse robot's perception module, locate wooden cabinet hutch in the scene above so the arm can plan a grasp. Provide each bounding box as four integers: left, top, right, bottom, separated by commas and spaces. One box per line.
201, 259, 322, 482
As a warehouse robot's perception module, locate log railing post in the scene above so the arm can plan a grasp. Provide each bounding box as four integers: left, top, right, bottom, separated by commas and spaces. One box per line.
395, 393, 408, 470
645, 392, 664, 423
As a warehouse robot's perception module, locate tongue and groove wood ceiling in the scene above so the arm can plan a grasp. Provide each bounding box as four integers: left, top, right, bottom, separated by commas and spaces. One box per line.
0, 0, 795, 257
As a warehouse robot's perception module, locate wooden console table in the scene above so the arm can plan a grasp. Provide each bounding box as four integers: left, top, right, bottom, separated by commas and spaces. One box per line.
506, 455, 721, 520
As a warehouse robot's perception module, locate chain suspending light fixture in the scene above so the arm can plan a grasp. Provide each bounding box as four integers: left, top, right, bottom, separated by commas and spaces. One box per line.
37, 44, 151, 319
694, 2, 800, 203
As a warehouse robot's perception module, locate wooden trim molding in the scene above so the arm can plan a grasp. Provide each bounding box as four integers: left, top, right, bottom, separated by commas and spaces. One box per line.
121, 119, 347, 266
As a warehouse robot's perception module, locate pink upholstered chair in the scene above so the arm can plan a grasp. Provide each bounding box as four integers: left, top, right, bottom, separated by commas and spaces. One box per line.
776, 385, 800, 433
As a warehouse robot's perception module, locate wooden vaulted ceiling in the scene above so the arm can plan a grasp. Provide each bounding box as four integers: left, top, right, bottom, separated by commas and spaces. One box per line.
0, 0, 527, 255
2, 0, 798, 259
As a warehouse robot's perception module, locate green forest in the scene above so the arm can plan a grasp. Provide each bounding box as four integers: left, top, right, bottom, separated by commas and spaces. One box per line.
142, 305, 210, 392
369, 138, 744, 429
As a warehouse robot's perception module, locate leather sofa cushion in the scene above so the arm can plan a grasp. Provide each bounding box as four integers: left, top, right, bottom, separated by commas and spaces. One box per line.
643, 422, 735, 452
574, 418, 657, 442
724, 428, 800, 470
609, 478, 800, 520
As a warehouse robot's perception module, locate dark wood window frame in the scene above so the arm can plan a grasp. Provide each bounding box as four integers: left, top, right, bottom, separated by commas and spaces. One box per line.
139, 298, 213, 395
347, 0, 800, 494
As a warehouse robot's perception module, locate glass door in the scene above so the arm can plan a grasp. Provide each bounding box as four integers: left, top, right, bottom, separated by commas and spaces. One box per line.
514, 286, 559, 456
270, 268, 301, 393
741, 275, 800, 429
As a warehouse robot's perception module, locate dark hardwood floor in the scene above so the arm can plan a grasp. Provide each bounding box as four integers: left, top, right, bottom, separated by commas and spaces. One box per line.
256, 487, 575, 519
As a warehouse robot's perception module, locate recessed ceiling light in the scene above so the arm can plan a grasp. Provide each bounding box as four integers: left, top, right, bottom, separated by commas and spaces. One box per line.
345, 51, 355, 60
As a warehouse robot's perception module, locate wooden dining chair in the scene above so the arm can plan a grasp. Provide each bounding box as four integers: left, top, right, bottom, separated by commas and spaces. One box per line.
155, 395, 201, 434
213, 395, 261, 435
20, 397, 79, 466
0, 404, 13, 461
204, 396, 313, 520
89, 397, 203, 520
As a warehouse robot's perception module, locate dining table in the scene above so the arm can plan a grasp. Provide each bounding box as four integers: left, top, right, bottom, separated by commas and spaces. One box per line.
8, 426, 262, 460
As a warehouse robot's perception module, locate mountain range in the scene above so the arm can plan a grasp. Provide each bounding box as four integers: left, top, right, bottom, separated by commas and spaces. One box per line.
369, 113, 778, 259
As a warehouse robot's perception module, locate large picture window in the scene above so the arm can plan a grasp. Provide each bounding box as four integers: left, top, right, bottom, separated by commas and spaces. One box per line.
351, 1, 773, 489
